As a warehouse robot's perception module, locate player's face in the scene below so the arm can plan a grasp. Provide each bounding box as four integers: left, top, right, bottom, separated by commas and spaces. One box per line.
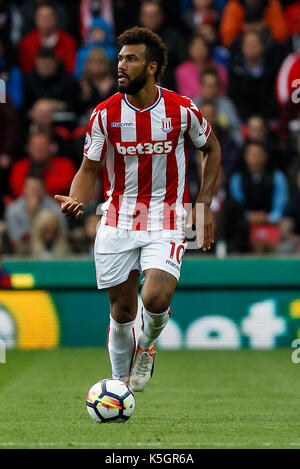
118, 44, 149, 95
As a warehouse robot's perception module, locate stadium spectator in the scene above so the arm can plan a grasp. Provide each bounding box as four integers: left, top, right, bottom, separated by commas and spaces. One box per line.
196, 23, 230, 68
284, 0, 300, 38
19, 2, 77, 74
83, 214, 100, 256
26, 99, 72, 158
186, 165, 228, 256
242, 115, 285, 170
11, 0, 76, 41
112, 0, 140, 37
229, 140, 288, 252
278, 169, 300, 254
29, 209, 70, 259
220, 0, 288, 47
209, 166, 226, 235
183, 0, 219, 33
80, 0, 115, 43
287, 109, 300, 154
0, 97, 18, 219
79, 48, 117, 113
188, 156, 249, 254
200, 99, 239, 177
69, 213, 100, 256
0, 217, 13, 255
139, 0, 186, 89
286, 132, 300, 197
0, 38, 23, 110
245, 115, 267, 141
207, 166, 239, 255
228, 30, 279, 121
196, 67, 243, 146
75, 17, 116, 79
9, 133, 76, 199
175, 35, 228, 99
23, 47, 80, 113
221, 195, 250, 253
4, 174, 65, 255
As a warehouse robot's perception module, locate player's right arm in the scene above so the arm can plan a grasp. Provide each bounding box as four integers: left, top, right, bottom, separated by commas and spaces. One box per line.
55, 107, 106, 219
185, 99, 221, 250
55, 158, 101, 219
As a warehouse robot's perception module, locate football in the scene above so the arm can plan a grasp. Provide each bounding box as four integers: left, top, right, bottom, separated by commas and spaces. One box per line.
86, 379, 135, 423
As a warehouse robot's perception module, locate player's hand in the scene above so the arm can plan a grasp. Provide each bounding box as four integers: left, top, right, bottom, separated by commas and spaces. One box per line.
187, 203, 215, 251
54, 195, 84, 219
202, 206, 215, 251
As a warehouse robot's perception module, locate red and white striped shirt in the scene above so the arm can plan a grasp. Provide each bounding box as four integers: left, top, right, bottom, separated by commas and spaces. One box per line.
84, 86, 211, 232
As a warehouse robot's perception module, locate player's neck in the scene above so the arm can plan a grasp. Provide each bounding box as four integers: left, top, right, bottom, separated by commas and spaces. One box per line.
126, 83, 159, 110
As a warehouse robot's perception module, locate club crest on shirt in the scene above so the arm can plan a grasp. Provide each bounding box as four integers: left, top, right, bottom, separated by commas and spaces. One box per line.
161, 117, 173, 133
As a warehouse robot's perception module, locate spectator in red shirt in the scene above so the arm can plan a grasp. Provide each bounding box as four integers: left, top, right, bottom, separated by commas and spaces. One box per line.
10, 133, 76, 199
285, 1, 300, 37
19, 2, 77, 74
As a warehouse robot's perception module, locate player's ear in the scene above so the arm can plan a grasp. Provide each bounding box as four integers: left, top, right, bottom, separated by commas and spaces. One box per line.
148, 61, 158, 77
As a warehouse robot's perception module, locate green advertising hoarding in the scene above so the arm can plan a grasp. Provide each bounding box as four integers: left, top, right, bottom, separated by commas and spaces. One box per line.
1, 258, 300, 349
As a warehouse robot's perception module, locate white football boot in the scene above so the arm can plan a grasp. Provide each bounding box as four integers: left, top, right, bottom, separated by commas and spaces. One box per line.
130, 343, 156, 392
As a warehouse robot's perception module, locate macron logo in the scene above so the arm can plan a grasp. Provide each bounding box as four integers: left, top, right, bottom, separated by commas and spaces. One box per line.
111, 122, 134, 127
116, 141, 172, 156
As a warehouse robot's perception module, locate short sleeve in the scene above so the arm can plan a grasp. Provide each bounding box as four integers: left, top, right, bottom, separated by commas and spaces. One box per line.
83, 108, 107, 162
187, 100, 211, 148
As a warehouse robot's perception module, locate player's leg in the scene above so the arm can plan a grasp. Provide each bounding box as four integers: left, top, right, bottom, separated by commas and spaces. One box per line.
139, 268, 176, 347
106, 269, 140, 383
130, 238, 186, 391
130, 269, 177, 390
94, 224, 141, 383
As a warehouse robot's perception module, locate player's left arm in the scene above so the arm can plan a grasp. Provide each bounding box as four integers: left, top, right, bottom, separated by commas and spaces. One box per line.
191, 130, 221, 251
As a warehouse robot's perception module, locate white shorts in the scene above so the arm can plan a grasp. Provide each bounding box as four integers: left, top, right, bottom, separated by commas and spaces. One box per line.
94, 224, 187, 289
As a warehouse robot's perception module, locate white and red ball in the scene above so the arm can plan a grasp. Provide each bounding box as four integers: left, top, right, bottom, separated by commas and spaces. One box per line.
86, 379, 135, 423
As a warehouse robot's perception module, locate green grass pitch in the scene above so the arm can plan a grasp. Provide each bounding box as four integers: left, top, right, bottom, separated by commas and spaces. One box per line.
0, 348, 299, 449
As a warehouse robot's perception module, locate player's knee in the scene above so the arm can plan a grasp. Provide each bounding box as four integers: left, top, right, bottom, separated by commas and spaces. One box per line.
110, 303, 136, 323
142, 292, 170, 314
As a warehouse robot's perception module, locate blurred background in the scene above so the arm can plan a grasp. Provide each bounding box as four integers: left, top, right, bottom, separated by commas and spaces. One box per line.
0, 0, 300, 351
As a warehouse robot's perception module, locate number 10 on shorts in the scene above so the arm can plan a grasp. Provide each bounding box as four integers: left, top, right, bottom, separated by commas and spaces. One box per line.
169, 242, 185, 264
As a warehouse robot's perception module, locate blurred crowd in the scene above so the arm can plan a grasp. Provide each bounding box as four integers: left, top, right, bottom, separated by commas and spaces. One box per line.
0, 0, 300, 260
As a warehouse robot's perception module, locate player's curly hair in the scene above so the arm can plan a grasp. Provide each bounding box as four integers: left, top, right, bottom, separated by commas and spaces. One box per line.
117, 27, 168, 83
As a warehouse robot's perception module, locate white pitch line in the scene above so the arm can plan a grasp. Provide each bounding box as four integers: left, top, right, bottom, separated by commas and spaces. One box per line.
0, 441, 299, 447
0, 442, 160, 447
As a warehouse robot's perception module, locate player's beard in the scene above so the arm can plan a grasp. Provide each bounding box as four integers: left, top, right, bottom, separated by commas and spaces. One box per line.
118, 65, 148, 95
